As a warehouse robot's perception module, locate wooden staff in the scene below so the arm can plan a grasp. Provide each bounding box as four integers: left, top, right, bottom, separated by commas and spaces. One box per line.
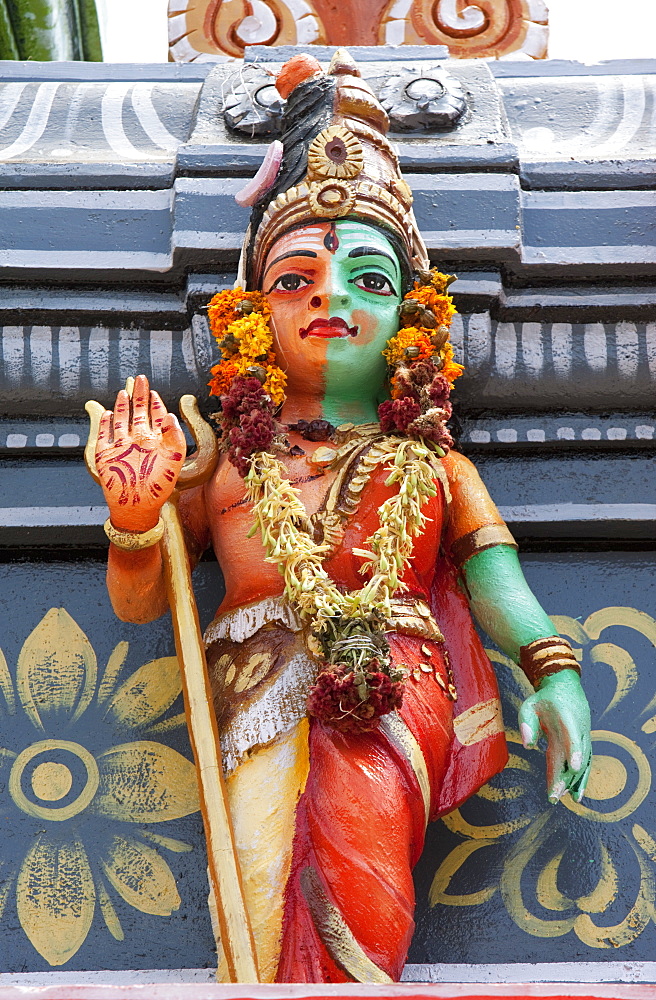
85, 385, 259, 983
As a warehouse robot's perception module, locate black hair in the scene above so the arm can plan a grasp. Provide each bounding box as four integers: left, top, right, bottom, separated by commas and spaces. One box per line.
246, 73, 336, 288
246, 71, 415, 294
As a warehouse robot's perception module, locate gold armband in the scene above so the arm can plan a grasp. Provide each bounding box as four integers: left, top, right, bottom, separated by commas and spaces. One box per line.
104, 517, 165, 551
519, 636, 581, 688
450, 523, 517, 570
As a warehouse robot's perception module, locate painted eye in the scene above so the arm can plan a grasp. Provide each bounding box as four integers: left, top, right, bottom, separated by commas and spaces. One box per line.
352, 272, 396, 296
268, 273, 313, 293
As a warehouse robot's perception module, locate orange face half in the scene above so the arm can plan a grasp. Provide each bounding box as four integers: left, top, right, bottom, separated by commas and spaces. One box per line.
262, 220, 404, 425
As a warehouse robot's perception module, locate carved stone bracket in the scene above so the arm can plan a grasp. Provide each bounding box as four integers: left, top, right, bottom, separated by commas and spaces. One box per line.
379, 69, 466, 131
223, 67, 285, 137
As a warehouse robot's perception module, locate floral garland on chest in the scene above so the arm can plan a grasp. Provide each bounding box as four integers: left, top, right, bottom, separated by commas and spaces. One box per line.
206, 270, 463, 732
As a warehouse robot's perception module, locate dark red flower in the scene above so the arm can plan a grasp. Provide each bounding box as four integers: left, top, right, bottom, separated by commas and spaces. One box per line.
378, 397, 421, 434
307, 663, 404, 734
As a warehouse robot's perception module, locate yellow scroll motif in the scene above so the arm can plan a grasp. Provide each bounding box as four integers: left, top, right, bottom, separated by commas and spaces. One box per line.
430, 605, 656, 950
0, 608, 200, 966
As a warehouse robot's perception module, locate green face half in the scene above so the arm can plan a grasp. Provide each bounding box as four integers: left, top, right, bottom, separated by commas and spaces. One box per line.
264, 219, 404, 425
324, 221, 403, 423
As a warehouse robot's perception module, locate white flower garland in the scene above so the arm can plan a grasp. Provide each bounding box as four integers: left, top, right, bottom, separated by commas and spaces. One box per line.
245, 437, 441, 634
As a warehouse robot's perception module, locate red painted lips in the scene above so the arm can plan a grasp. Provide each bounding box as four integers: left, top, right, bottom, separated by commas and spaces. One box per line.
299, 318, 358, 339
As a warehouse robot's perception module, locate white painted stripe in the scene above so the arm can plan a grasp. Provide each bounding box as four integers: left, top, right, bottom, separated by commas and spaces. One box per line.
183, 323, 200, 379
494, 322, 517, 377
526, 428, 545, 442
2, 326, 23, 383
466, 312, 491, 370
131, 83, 181, 153
89, 326, 110, 393
0, 506, 107, 526
523, 189, 656, 209
496, 428, 517, 443
581, 427, 602, 440
550, 322, 571, 376
498, 503, 656, 522
59, 433, 80, 447
0, 250, 171, 270
592, 76, 646, 156
58, 327, 81, 394
0, 82, 28, 133
423, 174, 519, 192
584, 322, 607, 371
615, 320, 639, 377
523, 246, 656, 265
384, 19, 407, 44
0, 188, 172, 209
6, 433, 27, 447
636, 425, 655, 439
403, 962, 656, 985
0, 967, 655, 994
0, 81, 59, 161
384, 0, 412, 21
448, 313, 463, 365
174, 230, 247, 249
646, 321, 656, 377
469, 429, 491, 443
150, 329, 173, 387
521, 322, 543, 375
557, 426, 575, 440
102, 82, 149, 161
422, 229, 519, 250
295, 14, 320, 43
119, 328, 141, 382
29, 326, 52, 386
35, 433, 54, 447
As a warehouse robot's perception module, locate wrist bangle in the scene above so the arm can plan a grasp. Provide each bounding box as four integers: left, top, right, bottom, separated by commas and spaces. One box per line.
104, 516, 165, 551
519, 636, 581, 688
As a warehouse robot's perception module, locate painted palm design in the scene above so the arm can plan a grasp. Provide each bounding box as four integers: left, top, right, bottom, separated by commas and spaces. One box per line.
430, 606, 656, 949
0, 608, 199, 966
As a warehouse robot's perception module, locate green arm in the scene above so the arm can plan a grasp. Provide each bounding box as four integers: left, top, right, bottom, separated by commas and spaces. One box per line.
462, 544, 592, 803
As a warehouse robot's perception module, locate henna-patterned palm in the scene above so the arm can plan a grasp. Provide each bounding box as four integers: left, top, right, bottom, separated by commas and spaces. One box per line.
96, 374, 187, 533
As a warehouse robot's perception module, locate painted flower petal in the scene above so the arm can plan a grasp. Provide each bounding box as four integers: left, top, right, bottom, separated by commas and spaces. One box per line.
104, 656, 181, 731
17, 835, 95, 966
16, 608, 96, 731
101, 835, 180, 916
92, 741, 199, 822
0, 647, 16, 715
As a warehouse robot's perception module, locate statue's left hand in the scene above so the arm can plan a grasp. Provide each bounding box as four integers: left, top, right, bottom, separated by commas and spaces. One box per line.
518, 669, 592, 804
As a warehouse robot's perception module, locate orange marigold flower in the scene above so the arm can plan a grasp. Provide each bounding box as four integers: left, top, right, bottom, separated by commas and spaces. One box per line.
440, 341, 464, 384
208, 358, 241, 397
411, 284, 456, 329
207, 288, 271, 342
382, 328, 433, 367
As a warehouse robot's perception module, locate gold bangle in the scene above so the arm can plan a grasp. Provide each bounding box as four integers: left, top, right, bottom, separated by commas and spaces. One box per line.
519, 636, 581, 688
104, 516, 165, 551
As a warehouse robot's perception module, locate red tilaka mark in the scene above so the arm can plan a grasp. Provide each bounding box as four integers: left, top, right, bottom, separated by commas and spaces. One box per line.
324, 223, 339, 253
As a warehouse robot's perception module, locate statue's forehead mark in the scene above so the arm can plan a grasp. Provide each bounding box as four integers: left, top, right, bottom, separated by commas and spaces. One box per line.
324, 223, 339, 253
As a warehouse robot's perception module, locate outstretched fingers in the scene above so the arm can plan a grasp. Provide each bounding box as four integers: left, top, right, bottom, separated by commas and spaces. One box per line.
113, 389, 130, 444
161, 412, 186, 455
131, 374, 151, 434
96, 410, 113, 452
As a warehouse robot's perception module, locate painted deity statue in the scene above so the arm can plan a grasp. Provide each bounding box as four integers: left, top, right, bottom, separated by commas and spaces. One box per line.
93, 51, 592, 983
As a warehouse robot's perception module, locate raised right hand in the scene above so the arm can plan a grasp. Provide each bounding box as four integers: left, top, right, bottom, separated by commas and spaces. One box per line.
96, 374, 187, 533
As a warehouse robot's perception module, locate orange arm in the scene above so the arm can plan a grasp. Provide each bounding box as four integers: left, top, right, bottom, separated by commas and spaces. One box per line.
106, 485, 210, 623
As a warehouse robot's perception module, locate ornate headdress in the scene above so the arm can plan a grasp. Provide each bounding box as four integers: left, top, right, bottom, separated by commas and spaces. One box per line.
241, 49, 429, 290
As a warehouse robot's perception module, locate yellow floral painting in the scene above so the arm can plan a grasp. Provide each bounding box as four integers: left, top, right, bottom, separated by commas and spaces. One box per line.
0, 608, 200, 967
429, 606, 656, 951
